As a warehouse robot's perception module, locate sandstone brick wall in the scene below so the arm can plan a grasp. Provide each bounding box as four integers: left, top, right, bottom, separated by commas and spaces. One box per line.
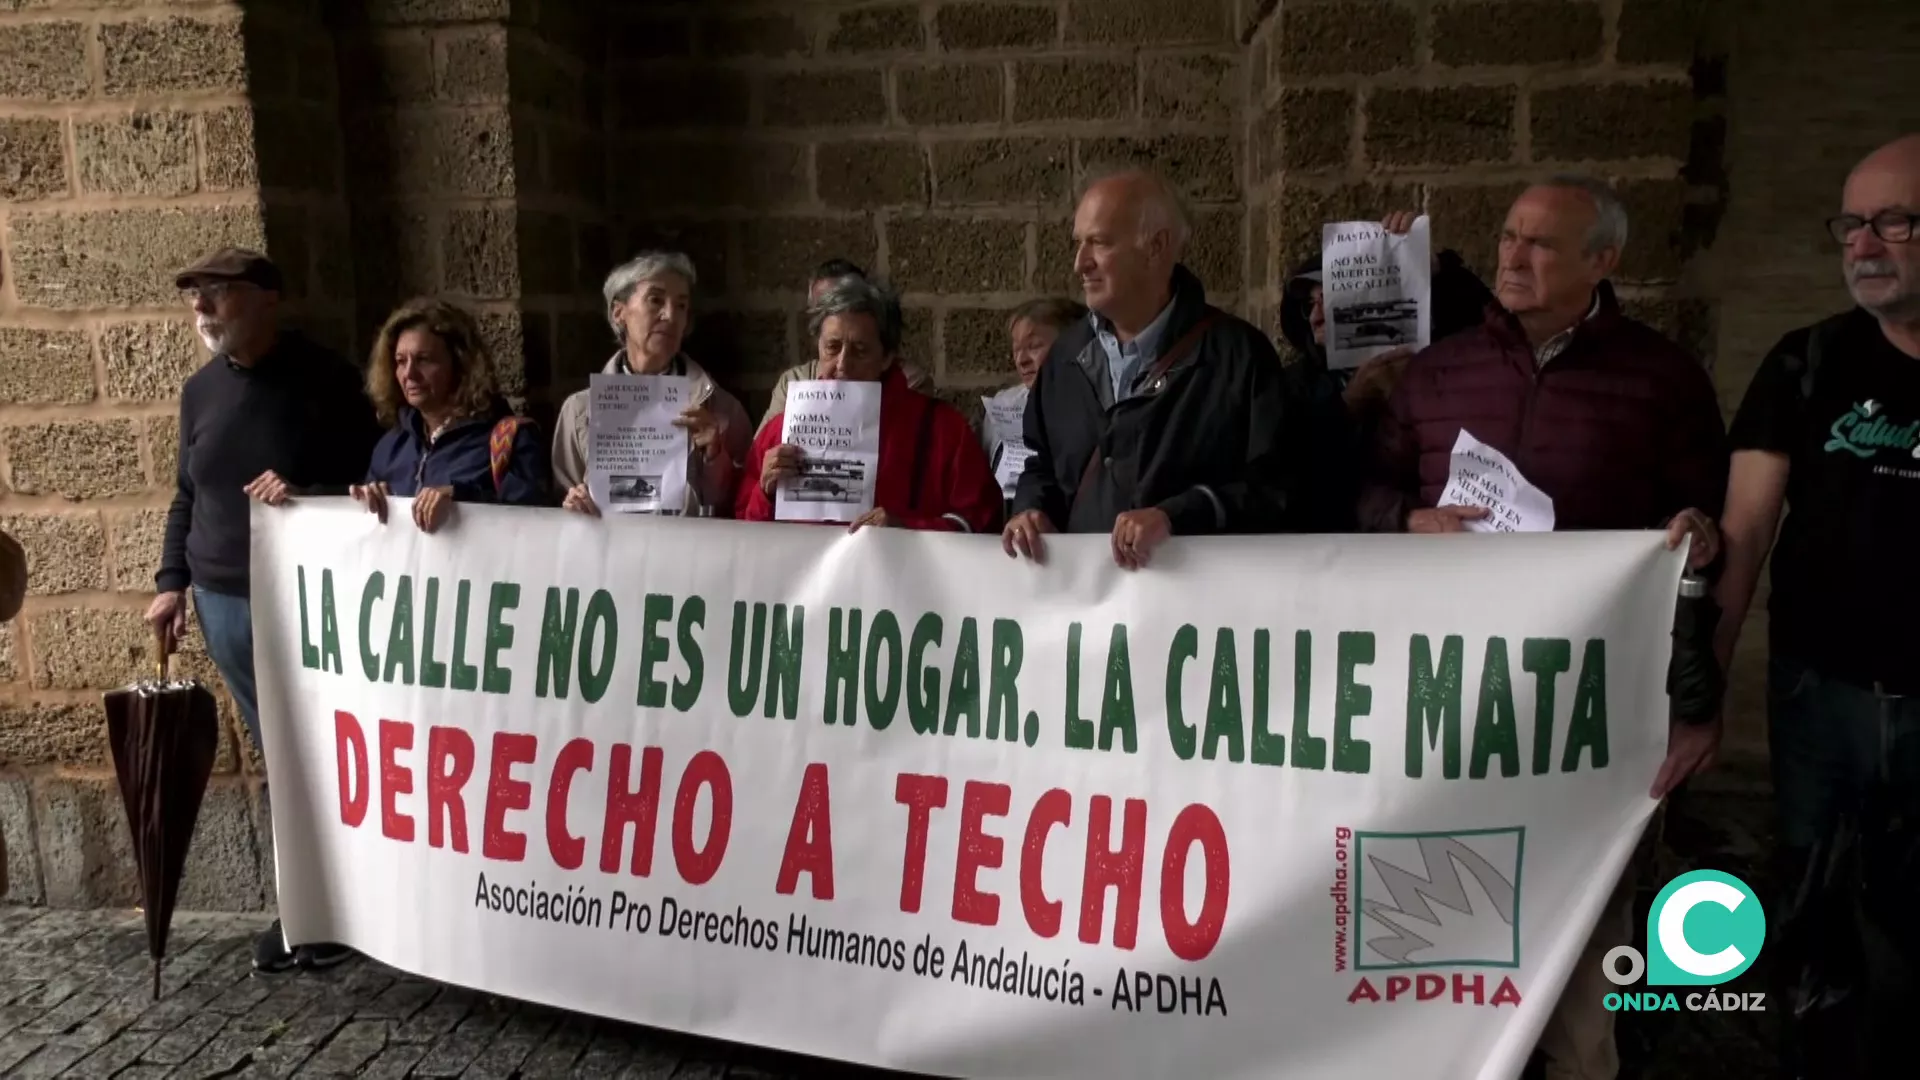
605, 0, 1248, 422
1243, 0, 1720, 363
0, 0, 289, 908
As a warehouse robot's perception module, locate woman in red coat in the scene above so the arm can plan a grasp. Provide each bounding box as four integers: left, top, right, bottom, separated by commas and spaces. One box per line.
739, 278, 1003, 533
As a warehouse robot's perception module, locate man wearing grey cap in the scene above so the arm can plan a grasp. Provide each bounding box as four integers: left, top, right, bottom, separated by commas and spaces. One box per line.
145, 247, 382, 974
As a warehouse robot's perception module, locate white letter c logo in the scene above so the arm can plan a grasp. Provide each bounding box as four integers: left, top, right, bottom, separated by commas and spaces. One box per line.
1658, 880, 1747, 978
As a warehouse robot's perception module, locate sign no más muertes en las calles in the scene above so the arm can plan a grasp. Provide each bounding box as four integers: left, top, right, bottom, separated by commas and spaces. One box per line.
251, 500, 1681, 1079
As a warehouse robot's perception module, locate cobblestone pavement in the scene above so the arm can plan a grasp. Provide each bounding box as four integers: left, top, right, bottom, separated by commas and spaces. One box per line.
0, 906, 898, 1079
0, 770, 1786, 1079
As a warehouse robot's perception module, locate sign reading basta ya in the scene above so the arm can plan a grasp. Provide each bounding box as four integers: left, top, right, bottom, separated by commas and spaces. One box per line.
251, 502, 1682, 1080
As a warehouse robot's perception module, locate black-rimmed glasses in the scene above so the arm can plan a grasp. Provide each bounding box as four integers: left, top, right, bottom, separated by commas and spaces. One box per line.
1827, 211, 1918, 245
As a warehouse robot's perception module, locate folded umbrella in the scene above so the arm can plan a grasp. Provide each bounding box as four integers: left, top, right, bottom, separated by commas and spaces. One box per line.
103, 627, 222, 1000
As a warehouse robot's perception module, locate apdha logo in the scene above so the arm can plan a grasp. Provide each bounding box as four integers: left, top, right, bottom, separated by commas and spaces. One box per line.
1601, 869, 1768, 1013
1356, 828, 1524, 969
1336, 827, 1527, 1008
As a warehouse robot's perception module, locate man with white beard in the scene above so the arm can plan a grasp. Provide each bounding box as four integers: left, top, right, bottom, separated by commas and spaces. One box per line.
146, 248, 380, 973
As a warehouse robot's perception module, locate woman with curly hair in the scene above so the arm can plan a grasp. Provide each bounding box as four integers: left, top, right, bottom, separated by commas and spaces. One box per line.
246, 297, 551, 531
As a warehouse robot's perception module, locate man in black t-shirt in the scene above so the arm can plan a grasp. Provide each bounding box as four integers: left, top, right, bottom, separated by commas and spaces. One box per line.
1716, 135, 1920, 873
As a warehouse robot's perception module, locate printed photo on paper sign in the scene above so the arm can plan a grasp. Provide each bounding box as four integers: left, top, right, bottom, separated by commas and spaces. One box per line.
606, 474, 663, 511
786, 458, 868, 506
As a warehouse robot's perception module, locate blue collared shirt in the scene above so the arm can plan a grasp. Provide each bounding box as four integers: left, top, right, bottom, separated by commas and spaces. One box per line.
1090, 298, 1177, 405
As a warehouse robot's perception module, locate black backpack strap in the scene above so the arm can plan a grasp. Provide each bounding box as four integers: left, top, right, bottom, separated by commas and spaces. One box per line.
1801, 319, 1826, 402
1788, 312, 1852, 403
906, 395, 939, 513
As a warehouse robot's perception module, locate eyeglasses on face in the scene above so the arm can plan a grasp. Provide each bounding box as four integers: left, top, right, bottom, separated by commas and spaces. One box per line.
179, 281, 254, 304
1826, 211, 1919, 245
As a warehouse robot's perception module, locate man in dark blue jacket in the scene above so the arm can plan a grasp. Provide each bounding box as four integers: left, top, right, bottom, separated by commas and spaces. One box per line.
147, 248, 381, 974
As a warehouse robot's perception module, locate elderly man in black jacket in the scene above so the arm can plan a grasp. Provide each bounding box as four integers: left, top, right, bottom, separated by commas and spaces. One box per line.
1003, 167, 1300, 568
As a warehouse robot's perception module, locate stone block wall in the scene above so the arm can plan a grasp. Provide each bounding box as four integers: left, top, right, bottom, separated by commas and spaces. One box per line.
0, 0, 291, 908
334, 2, 530, 395
604, 0, 1248, 421
1243, 0, 1723, 366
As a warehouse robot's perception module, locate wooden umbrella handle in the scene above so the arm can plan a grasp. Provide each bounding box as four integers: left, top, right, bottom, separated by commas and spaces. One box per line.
153, 623, 170, 682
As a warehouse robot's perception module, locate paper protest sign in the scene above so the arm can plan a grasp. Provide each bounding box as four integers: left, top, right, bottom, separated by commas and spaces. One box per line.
982, 387, 1029, 500
1437, 429, 1556, 533
1321, 216, 1433, 370
588, 373, 692, 514
776, 380, 881, 523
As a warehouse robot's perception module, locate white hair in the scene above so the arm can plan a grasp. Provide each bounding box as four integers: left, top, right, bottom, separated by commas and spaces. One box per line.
1077, 164, 1193, 256
603, 250, 697, 342
1542, 174, 1631, 257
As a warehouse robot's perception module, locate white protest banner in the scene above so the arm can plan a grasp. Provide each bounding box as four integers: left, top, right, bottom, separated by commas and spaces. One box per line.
1321, 217, 1433, 371
253, 502, 1679, 1080
587, 373, 692, 514
1437, 430, 1557, 533
776, 379, 880, 523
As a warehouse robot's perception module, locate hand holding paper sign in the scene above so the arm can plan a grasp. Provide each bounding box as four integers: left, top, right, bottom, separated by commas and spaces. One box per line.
672, 400, 726, 460
760, 444, 804, 495
1434, 430, 1556, 533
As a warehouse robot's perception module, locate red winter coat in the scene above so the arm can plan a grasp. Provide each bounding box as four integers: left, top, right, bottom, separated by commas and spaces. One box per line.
738, 365, 1005, 533
1359, 284, 1728, 532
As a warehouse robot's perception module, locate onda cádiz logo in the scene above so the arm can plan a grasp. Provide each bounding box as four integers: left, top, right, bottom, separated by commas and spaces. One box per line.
1601, 870, 1768, 1014
1333, 826, 1526, 1008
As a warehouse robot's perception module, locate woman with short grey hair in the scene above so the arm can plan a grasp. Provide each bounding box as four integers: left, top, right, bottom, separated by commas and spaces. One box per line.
736, 277, 1002, 533
552, 250, 752, 517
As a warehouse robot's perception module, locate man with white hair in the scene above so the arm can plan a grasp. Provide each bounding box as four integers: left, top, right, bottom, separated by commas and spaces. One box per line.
1359, 176, 1730, 1080
1002, 166, 1301, 568
1712, 136, 1920, 1071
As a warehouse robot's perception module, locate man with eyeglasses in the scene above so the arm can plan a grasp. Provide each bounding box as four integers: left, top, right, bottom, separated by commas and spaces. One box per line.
1714, 134, 1920, 1038
149, 248, 381, 974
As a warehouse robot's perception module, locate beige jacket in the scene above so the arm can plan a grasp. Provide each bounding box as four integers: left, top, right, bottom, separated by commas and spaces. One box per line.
551, 353, 754, 516
758, 358, 932, 432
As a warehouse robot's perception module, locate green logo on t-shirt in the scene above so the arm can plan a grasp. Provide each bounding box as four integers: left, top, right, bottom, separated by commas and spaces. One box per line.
1825, 400, 1920, 459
